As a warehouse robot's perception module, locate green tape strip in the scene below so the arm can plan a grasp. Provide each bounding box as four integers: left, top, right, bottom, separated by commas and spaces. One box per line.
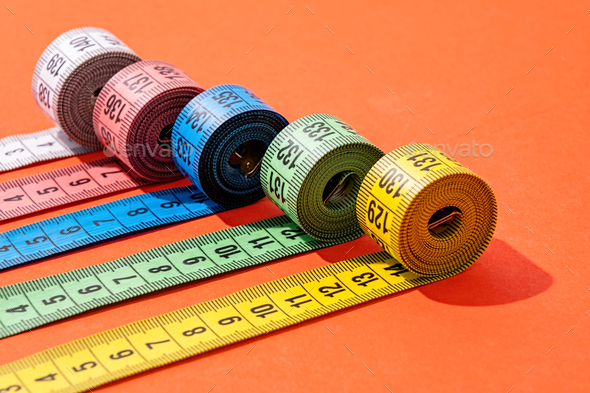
0, 216, 334, 338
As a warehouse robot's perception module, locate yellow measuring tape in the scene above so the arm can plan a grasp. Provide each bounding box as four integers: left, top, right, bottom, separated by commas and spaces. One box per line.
0, 118, 496, 393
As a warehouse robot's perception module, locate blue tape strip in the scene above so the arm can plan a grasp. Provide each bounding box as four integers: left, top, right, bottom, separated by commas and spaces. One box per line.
0, 185, 224, 269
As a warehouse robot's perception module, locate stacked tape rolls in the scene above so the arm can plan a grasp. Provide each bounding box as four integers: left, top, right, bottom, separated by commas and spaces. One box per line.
93, 60, 204, 181
172, 85, 289, 207
261, 114, 385, 242
0, 117, 498, 393
32, 27, 141, 149
357, 143, 498, 276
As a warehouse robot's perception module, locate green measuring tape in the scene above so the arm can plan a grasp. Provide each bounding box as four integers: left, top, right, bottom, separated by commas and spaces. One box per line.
0, 115, 497, 393
0, 115, 383, 339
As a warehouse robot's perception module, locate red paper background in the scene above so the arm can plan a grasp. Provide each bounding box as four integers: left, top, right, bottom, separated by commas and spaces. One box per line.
1, 0, 589, 392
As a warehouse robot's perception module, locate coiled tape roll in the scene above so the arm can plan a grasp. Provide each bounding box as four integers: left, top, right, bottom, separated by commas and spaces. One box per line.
0, 122, 497, 392
93, 60, 204, 182
0, 27, 140, 171
356, 143, 497, 276
172, 84, 289, 207
261, 114, 384, 241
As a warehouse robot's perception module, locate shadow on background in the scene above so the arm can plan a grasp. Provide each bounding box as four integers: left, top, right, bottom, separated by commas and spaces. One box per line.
419, 238, 553, 306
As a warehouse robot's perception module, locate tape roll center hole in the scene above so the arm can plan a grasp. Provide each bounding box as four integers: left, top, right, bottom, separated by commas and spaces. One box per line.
427, 206, 462, 236
229, 140, 266, 177
157, 124, 174, 150
323, 171, 356, 206
90, 87, 103, 108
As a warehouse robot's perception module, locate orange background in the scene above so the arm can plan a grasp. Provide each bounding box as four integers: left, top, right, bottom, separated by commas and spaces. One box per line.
1, 0, 589, 392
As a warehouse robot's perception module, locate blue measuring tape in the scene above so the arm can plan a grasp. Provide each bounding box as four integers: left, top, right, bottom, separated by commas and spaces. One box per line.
172, 84, 288, 207
0, 186, 221, 269
0, 84, 288, 269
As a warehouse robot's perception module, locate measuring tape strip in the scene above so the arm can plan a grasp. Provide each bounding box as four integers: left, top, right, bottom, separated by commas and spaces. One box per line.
0, 137, 497, 392
0, 128, 93, 173
0, 185, 224, 269
0, 115, 377, 338
1, 27, 141, 173
0, 158, 151, 221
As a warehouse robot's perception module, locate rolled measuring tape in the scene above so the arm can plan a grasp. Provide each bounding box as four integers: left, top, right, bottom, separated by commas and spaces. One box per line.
0, 27, 141, 172
0, 133, 497, 392
0, 83, 288, 264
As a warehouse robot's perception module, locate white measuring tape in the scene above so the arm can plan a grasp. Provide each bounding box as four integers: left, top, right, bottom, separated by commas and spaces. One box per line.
0, 27, 140, 172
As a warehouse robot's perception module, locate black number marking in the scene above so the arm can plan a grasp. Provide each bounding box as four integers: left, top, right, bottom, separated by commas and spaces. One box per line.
185, 108, 211, 131
407, 153, 442, 172
42, 295, 66, 306
146, 340, 170, 349
112, 276, 138, 285
92, 219, 115, 226
5, 148, 24, 156
378, 168, 409, 198
34, 373, 57, 382
215, 244, 242, 259
280, 227, 306, 240
0, 385, 21, 392
123, 73, 154, 94
104, 94, 127, 123
276, 139, 304, 170
318, 282, 346, 298
69, 178, 91, 187
211, 90, 244, 108
70, 36, 95, 52
127, 208, 148, 216
46, 53, 66, 77
248, 236, 274, 250
25, 236, 48, 245
351, 272, 379, 287
250, 304, 278, 318
72, 362, 97, 372
367, 200, 389, 233
6, 305, 28, 313
100, 170, 123, 178
268, 171, 287, 203
183, 256, 206, 265
148, 265, 172, 274
182, 326, 207, 336
78, 285, 102, 295
3, 195, 24, 202
218, 316, 242, 325
160, 201, 181, 209
38, 83, 51, 109
36, 187, 59, 195
59, 226, 81, 235
109, 350, 134, 360
189, 191, 209, 203
383, 263, 410, 277
301, 122, 336, 142
284, 294, 312, 308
